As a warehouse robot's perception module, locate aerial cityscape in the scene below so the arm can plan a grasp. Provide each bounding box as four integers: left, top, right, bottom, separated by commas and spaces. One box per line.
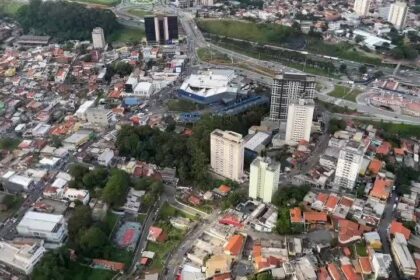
0, 0, 419, 279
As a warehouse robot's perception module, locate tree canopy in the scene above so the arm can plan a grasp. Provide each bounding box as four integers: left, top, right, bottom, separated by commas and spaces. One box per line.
101, 169, 131, 206
16, 0, 120, 42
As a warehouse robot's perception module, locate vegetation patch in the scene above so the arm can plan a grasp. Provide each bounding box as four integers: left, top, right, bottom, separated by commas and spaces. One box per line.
75, 0, 121, 6
0, 0, 24, 16
0, 137, 21, 151
127, 8, 153, 18
328, 85, 362, 102
109, 26, 145, 43
166, 99, 204, 112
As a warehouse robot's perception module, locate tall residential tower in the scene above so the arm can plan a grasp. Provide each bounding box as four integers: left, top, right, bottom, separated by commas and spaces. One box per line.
249, 157, 280, 203
269, 73, 315, 123
210, 129, 244, 182
354, 0, 371, 16
285, 99, 315, 144
333, 141, 364, 190
388, 1, 408, 30
91, 27, 106, 49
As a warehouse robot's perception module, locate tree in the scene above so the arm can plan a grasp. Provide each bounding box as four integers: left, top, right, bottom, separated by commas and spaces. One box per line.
51, 135, 62, 148
69, 164, 89, 182
339, 64, 347, 73
358, 65, 367, 74
82, 168, 109, 190
355, 35, 364, 43
32, 248, 69, 280
112, 61, 133, 77
102, 169, 131, 207
68, 205, 92, 244
79, 226, 107, 255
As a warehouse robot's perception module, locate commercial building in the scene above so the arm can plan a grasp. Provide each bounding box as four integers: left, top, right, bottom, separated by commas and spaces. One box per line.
178, 69, 239, 104
210, 129, 244, 182
249, 157, 280, 203
269, 73, 315, 122
333, 141, 364, 190
388, 1, 408, 30
74, 100, 95, 121
1, 171, 34, 193
17, 211, 68, 243
63, 188, 90, 205
354, 0, 371, 16
133, 82, 154, 98
370, 252, 392, 279
391, 233, 416, 277
144, 16, 178, 43
285, 99, 314, 144
91, 27, 106, 49
86, 107, 113, 127
0, 239, 45, 275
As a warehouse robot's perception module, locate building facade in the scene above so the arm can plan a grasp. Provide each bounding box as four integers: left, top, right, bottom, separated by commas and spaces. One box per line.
91, 27, 106, 49
269, 73, 315, 122
0, 239, 45, 275
285, 99, 314, 143
333, 141, 364, 190
249, 157, 280, 203
354, 0, 371, 16
144, 16, 178, 43
210, 129, 244, 182
388, 1, 408, 30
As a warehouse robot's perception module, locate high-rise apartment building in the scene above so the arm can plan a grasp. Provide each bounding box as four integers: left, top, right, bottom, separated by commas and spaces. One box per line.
354, 0, 371, 16
91, 27, 106, 49
269, 73, 315, 122
333, 141, 364, 190
249, 157, 280, 203
144, 16, 178, 43
388, 1, 408, 30
210, 129, 244, 182
285, 99, 314, 143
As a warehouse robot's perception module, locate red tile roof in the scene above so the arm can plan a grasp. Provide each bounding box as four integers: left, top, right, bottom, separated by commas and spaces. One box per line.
358, 257, 372, 274
376, 141, 391, 155
224, 234, 245, 256
327, 263, 342, 280
317, 193, 329, 204
218, 184, 231, 194
341, 264, 361, 280
318, 267, 331, 280
290, 207, 302, 223
304, 211, 328, 223
369, 177, 391, 200
339, 197, 354, 208
338, 220, 371, 244
390, 220, 411, 240
92, 259, 125, 271
368, 159, 382, 174
325, 194, 340, 211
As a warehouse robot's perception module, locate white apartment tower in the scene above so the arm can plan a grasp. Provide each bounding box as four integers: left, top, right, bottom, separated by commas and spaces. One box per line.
285, 99, 314, 144
388, 1, 408, 30
249, 157, 280, 203
210, 129, 244, 182
333, 141, 364, 190
354, 0, 371, 16
269, 73, 315, 123
92, 27, 106, 49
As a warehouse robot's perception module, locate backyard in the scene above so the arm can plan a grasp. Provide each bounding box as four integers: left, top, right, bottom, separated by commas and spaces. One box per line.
327, 85, 362, 102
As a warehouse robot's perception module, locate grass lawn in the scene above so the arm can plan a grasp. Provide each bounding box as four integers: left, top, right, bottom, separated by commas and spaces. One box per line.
328, 85, 362, 102
104, 211, 120, 236
75, 0, 121, 6
68, 262, 116, 280
106, 246, 133, 265
137, 213, 147, 223
356, 120, 420, 138
109, 27, 145, 43
355, 242, 368, 257
0, 0, 24, 16
166, 99, 204, 112
197, 47, 231, 63
127, 8, 153, 18
159, 202, 196, 220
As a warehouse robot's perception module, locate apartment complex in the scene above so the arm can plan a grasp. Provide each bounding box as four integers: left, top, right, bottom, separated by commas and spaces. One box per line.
285, 99, 314, 144
16, 211, 68, 243
0, 239, 45, 275
91, 27, 106, 49
391, 234, 416, 277
144, 16, 179, 43
86, 107, 113, 127
249, 157, 280, 203
354, 0, 371, 16
333, 141, 364, 190
210, 129, 244, 182
388, 1, 408, 30
269, 73, 315, 122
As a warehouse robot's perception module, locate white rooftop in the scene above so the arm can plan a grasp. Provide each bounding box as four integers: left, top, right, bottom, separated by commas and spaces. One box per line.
18, 211, 63, 233
244, 132, 271, 151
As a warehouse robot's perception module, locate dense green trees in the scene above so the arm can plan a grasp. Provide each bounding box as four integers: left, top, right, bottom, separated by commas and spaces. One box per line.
116, 108, 268, 188
102, 169, 131, 207
16, 0, 120, 41
32, 248, 70, 280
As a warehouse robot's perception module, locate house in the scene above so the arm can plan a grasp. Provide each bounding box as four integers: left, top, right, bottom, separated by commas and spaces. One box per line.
147, 226, 167, 242
290, 207, 303, 223
376, 142, 391, 155
358, 257, 372, 275
63, 188, 90, 205
98, 149, 114, 166
205, 255, 232, 279
92, 259, 125, 272
368, 159, 382, 174
369, 177, 391, 200
327, 263, 342, 280
224, 234, 245, 257
303, 212, 328, 224
325, 193, 340, 213
390, 220, 411, 240
363, 231, 382, 250
338, 219, 370, 245
213, 184, 231, 197
341, 263, 361, 280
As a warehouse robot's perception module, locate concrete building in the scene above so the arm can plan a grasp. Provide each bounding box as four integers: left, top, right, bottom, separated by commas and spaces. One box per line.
17, 211, 67, 243
0, 239, 45, 275
200, 0, 214, 5
285, 99, 314, 144
388, 1, 408, 30
133, 82, 154, 98
269, 73, 315, 122
249, 157, 280, 203
144, 16, 178, 43
392, 233, 416, 277
210, 129, 244, 182
354, 0, 371, 16
75, 100, 95, 121
92, 27, 106, 49
371, 252, 392, 279
98, 149, 114, 166
333, 141, 364, 190
63, 188, 90, 205
86, 107, 113, 127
